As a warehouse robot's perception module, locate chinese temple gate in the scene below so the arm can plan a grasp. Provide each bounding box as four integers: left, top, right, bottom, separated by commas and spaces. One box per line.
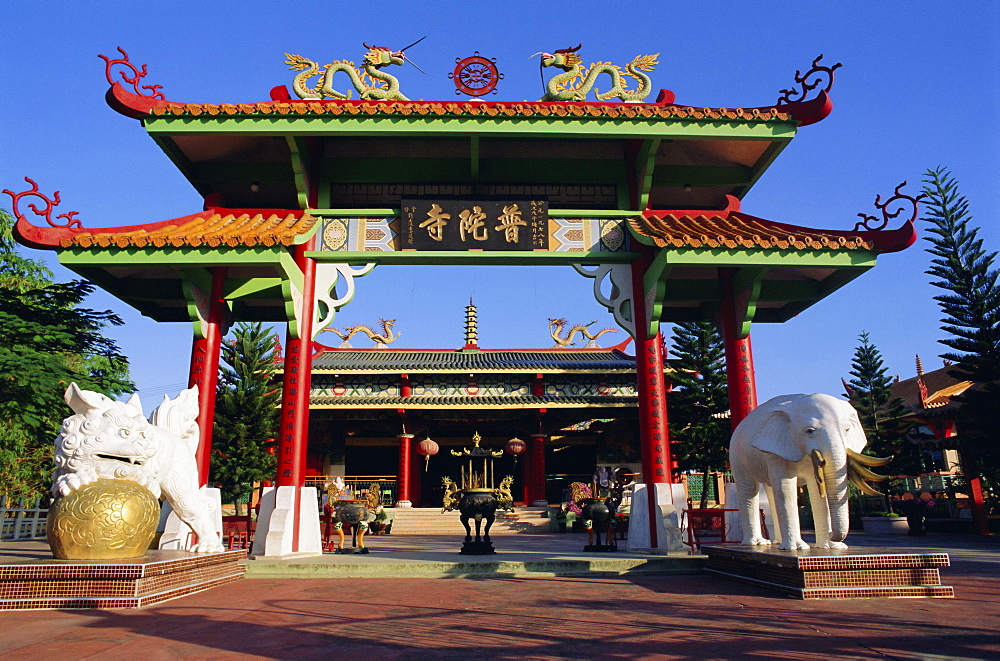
7, 46, 919, 555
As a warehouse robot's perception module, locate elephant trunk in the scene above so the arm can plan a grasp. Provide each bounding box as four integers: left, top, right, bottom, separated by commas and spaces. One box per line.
822, 448, 850, 542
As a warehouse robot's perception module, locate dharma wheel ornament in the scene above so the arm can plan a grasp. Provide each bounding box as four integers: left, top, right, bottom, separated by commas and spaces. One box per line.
449, 52, 503, 97
505, 437, 527, 466
417, 438, 439, 471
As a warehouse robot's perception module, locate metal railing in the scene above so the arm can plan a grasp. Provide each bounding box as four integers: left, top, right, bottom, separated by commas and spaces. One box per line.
1, 496, 49, 541
304, 476, 398, 506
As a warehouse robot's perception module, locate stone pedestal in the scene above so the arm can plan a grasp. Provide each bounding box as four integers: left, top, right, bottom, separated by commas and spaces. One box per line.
583, 543, 617, 552
861, 517, 910, 534
0, 549, 246, 610
628, 483, 685, 552
703, 546, 954, 599
460, 540, 496, 555
251, 486, 322, 557
158, 486, 223, 551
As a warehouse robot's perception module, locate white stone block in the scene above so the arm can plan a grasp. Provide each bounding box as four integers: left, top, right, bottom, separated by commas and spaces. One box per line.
251, 486, 322, 557
628, 483, 685, 552
159, 486, 223, 551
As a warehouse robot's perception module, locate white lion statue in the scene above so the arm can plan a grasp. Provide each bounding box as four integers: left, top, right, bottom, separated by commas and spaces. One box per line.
53, 383, 224, 552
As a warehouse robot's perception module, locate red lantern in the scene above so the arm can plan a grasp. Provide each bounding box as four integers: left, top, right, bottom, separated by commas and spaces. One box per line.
505, 437, 526, 465
416, 438, 439, 471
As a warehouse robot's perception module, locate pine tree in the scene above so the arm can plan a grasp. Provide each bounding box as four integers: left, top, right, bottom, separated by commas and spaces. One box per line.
211, 322, 280, 514
845, 332, 918, 475
667, 321, 730, 507
921, 167, 1000, 489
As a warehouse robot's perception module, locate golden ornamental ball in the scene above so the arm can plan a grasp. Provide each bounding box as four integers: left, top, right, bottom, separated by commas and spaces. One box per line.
47, 478, 160, 560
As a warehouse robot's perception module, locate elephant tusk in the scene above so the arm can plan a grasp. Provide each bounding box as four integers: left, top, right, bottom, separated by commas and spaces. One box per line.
848, 458, 892, 482
846, 448, 892, 467
848, 465, 885, 496
810, 449, 827, 498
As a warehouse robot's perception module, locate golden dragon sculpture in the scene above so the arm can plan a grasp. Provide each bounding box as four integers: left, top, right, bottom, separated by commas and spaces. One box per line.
325, 318, 400, 349
549, 318, 618, 348
285, 41, 417, 101
494, 475, 515, 513
535, 44, 659, 102
441, 477, 461, 513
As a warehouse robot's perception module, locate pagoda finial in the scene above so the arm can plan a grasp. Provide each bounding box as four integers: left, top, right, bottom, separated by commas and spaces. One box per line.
464, 299, 479, 348
916, 354, 929, 409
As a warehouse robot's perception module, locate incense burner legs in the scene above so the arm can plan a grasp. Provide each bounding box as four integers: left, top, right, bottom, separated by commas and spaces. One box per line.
458, 490, 498, 555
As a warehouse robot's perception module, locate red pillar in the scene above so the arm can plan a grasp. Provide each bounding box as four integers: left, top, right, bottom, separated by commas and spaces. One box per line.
188, 266, 227, 486
630, 252, 674, 485
526, 433, 547, 504
397, 433, 414, 505
277, 241, 317, 491
719, 269, 759, 429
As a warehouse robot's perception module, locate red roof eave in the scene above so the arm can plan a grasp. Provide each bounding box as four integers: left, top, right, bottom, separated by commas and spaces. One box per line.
639, 195, 916, 254
15, 206, 307, 250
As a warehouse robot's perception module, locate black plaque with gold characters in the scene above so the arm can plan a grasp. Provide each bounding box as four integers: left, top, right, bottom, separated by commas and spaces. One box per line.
402, 198, 547, 251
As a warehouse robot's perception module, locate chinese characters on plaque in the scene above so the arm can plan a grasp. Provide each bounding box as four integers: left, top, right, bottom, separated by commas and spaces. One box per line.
402, 199, 548, 251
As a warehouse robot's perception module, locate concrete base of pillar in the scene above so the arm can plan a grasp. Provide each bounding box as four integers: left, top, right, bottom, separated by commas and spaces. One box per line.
395, 500, 413, 508
251, 486, 322, 558
158, 486, 223, 551
531, 499, 549, 507
628, 483, 685, 553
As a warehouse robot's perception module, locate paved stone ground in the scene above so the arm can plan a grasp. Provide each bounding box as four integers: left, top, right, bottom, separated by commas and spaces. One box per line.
2, 532, 998, 659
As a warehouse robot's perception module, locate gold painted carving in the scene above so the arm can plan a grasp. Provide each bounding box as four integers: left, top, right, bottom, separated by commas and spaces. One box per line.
47, 478, 160, 560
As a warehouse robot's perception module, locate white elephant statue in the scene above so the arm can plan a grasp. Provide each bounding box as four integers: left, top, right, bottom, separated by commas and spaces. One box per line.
729, 393, 890, 550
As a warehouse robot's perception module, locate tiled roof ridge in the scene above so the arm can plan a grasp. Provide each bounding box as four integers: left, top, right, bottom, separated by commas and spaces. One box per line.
309, 394, 636, 407
58, 210, 316, 249
924, 380, 974, 406
313, 345, 630, 354
632, 209, 873, 252
146, 99, 790, 122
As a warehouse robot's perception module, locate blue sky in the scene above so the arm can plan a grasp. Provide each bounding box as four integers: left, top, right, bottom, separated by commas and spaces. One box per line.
3, 1, 998, 412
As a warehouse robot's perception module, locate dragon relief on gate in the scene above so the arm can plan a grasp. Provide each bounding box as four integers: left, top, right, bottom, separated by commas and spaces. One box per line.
535, 45, 659, 102
285, 42, 417, 101
325, 318, 400, 349
549, 318, 617, 348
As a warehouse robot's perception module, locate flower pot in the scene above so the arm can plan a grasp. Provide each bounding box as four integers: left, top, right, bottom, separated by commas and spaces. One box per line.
861, 516, 909, 534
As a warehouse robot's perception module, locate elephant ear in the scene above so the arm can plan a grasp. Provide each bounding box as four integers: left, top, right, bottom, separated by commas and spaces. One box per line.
751, 408, 804, 463
845, 408, 869, 454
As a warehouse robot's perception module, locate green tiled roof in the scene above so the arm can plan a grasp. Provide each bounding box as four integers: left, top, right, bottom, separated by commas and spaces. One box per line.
311, 349, 636, 373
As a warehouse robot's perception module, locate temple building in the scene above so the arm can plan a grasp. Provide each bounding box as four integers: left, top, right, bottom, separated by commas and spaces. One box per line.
890, 358, 977, 517
300, 303, 641, 506
7, 45, 921, 554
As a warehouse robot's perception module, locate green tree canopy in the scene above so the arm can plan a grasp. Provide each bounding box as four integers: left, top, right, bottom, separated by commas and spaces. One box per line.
921, 167, 1000, 490
667, 321, 730, 506
211, 322, 280, 514
0, 210, 133, 499
844, 331, 920, 475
